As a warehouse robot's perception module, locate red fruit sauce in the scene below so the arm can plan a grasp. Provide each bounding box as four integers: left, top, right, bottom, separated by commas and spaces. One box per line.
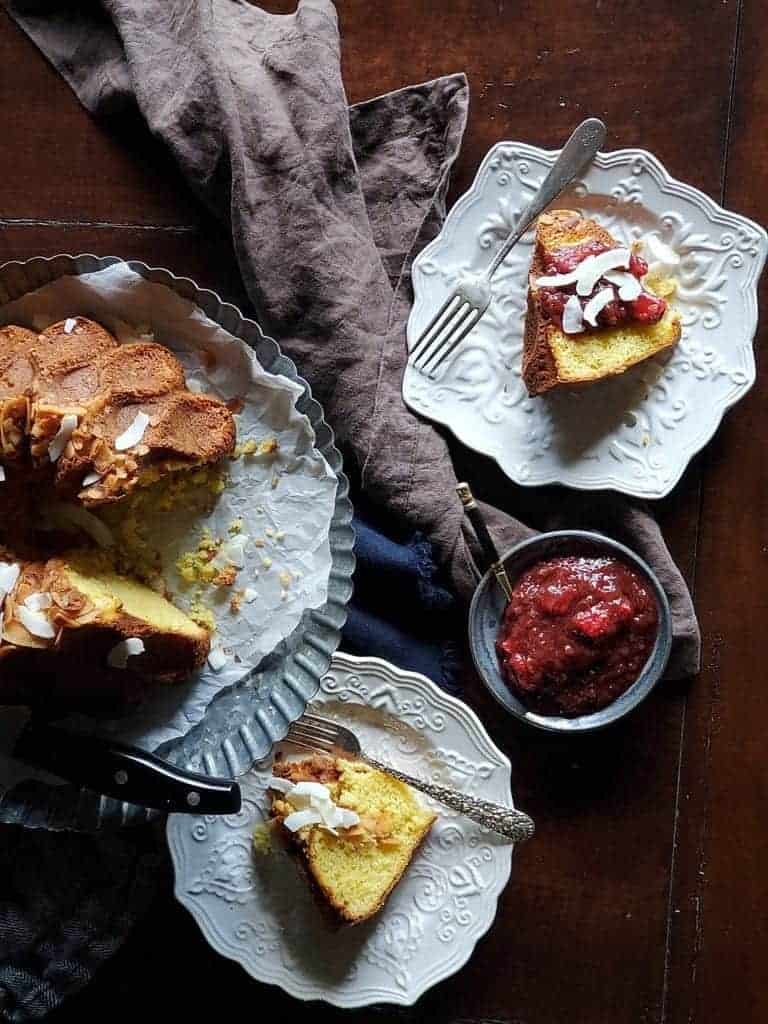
496, 555, 659, 717
539, 242, 666, 331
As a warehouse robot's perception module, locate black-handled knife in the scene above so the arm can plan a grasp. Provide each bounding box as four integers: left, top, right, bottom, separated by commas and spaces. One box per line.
11, 718, 241, 814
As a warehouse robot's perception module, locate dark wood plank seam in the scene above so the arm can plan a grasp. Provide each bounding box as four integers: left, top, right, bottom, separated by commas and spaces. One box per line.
659, 1, 745, 1020
0, 217, 197, 233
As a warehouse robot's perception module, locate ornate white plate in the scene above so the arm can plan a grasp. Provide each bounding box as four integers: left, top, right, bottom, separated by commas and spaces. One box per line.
167, 652, 515, 1007
404, 145, 767, 498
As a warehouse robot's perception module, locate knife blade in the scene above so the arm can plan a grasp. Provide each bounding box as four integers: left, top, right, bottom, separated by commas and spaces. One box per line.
0, 711, 241, 815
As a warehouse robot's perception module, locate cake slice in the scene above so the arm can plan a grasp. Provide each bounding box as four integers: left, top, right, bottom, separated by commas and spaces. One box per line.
522, 210, 681, 396
58, 389, 236, 505
267, 755, 436, 926
0, 549, 209, 704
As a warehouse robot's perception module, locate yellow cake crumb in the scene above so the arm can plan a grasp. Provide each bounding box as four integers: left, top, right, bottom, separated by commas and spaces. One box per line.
233, 436, 279, 459
230, 589, 244, 614
213, 565, 238, 587
252, 823, 273, 856
228, 518, 243, 535
189, 599, 216, 632
176, 529, 223, 583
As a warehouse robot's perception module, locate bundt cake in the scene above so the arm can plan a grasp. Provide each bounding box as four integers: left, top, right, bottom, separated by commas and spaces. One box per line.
0, 316, 237, 705
522, 210, 681, 396
267, 755, 436, 926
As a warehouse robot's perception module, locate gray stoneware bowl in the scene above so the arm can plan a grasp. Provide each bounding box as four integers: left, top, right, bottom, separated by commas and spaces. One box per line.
468, 531, 672, 734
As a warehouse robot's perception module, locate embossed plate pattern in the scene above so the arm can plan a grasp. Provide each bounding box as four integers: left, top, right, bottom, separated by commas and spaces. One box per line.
404, 145, 767, 498
167, 652, 515, 1007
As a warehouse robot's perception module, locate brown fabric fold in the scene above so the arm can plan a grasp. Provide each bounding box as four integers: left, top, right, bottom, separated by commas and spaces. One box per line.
7, 0, 699, 677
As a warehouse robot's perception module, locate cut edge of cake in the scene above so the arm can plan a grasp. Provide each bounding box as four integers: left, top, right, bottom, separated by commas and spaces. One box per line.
0, 548, 210, 705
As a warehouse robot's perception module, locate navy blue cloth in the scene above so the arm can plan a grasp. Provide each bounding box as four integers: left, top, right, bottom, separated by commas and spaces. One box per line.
342, 516, 462, 694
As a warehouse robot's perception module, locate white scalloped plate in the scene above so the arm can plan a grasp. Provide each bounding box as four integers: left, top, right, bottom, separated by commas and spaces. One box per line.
167, 652, 515, 1007
404, 145, 767, 498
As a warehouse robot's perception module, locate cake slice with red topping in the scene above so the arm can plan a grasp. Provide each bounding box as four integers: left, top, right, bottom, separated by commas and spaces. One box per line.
522, 210, 681, 396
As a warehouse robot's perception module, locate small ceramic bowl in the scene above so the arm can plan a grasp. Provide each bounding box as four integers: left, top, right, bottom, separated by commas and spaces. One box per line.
468, 531, 673, 733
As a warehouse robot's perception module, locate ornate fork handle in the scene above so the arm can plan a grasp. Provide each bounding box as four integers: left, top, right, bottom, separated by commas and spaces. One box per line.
361, 754, 535, 843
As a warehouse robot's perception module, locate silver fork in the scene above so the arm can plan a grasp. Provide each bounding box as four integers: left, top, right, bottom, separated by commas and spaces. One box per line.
285, 712, 535, 843
409, 116, 607, 376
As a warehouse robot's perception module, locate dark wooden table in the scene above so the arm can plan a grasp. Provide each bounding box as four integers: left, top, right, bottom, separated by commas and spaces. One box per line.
1, 1, 765, 1021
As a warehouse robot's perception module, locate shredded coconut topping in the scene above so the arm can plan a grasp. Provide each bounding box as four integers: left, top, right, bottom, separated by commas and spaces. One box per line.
48, 413, 78, 463
114, 411, 150, 452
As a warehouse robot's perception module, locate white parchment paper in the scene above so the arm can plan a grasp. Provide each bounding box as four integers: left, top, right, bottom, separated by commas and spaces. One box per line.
0, 264, 337, 748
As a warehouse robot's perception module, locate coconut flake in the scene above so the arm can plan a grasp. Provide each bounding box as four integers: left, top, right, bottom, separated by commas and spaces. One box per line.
23, 592, 52, 613
603, 269, 642, 301
562, 294, 585, 334
283, 808, 324, 832
535, 247, 632, 296
48, 413, 78, 463
643, 233, 680, 269
574, 248, 631, 296
63, 318, 77, 334
17, 606, 55, 640
288, 781, 336, 805
243, 587, 258, 603
267, 776, 295, 794
81, 470, 103, 488
0, 562, 20, 596
0, 466, 5, 483
208, 647, 229, 671
114, 411, 150, 452
534, 268, 582, 289
107, 637, 146, 669
219, 536, 248, 569
271, 777, 361, 834
583, 287, 617, 327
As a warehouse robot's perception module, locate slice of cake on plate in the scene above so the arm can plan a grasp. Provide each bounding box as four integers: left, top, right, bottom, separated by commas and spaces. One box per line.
0, 549, 209, 704
266, 754, 436, 926
522, 210, 681, 396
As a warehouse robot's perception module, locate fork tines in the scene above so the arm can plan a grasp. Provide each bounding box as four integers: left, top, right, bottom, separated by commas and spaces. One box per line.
285, 713, 338, 754
409, 294, 483, 374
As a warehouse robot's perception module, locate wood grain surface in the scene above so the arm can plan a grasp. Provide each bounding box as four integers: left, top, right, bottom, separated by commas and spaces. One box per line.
0, 2, 762, 1022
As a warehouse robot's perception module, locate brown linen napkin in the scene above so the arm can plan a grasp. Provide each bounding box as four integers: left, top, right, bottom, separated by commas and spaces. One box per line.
8, 0, 699, 679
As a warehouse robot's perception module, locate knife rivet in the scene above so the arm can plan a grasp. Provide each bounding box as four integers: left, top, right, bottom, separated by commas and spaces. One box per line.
187, 791, 201, 807
114, 770, 128, 786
